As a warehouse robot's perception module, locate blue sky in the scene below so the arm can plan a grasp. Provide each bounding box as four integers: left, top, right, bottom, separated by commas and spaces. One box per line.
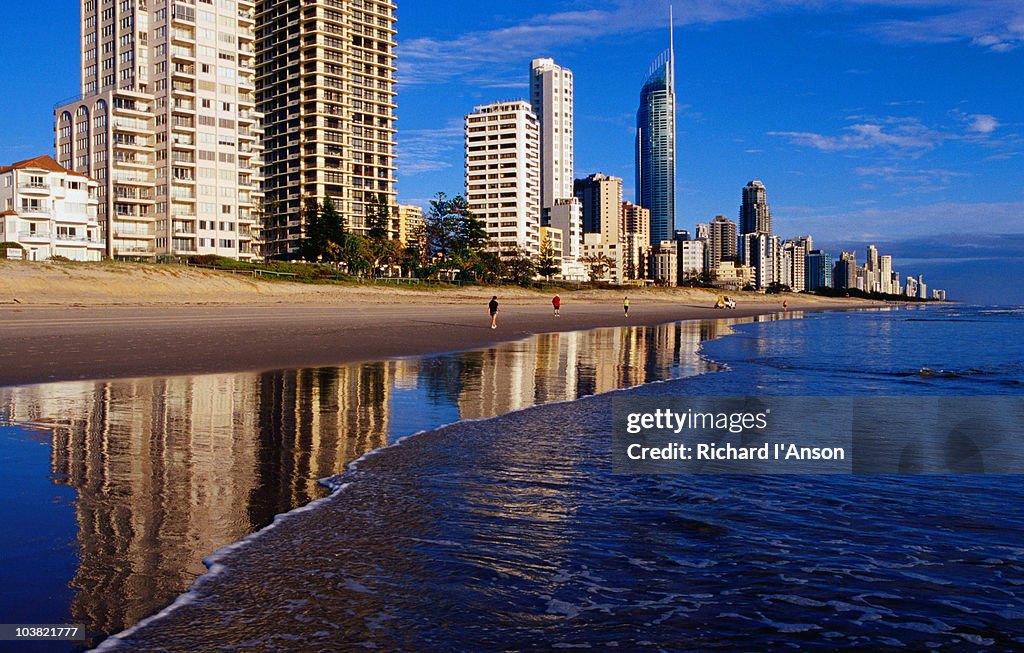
1, 0, 1021, 301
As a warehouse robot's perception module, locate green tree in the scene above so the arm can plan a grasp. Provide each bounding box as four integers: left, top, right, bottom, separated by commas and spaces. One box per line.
366, 193, 391, 242
581, 253, 612, 283
503, 248, 537, 286
321, 197, 346, 252
329, 232, 372, 276
402, 221, 427, 276
536, 236, 560, 281
299, 198, 326, 262
425, 192, 490, 268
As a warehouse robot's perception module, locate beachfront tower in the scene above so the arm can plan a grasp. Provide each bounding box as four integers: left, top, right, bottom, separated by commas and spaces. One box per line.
740, 180, 772, 235
636, 8, 677, 245
465, 101, 541, 258
708, 214, 737, 268
530, 58, 575, 212
258, 0, 399, 257
55, 0, 263, 260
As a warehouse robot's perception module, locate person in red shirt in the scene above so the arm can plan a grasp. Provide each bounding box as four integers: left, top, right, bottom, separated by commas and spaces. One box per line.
552, 294, 561, 317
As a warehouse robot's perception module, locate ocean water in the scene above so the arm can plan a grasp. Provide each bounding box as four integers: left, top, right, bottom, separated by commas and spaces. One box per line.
3, 306, 1023, 651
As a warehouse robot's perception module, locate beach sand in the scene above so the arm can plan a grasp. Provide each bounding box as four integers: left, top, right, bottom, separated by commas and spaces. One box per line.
0, 261, 877, 386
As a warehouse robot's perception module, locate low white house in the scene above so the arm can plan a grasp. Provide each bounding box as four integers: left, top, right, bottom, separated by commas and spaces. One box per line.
0, 155, 103, 261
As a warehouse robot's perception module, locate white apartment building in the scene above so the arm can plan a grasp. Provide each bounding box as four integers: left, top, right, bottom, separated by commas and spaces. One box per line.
880, 255, 893, 295
55, 0, 263, 261
530, 58, 574, 210
465, 101, 541, 258
548, 198, 586, 279
740, 232, 780, 290
0, 155, 103, 261
782, 236, 812, 291
677, 239, 705, 279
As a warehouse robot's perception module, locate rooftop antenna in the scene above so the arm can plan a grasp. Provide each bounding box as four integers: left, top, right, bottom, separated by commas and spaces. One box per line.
668, 4, 676, 89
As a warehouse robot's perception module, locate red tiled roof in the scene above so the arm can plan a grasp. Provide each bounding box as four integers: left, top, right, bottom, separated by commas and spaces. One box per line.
0, 154, 88, 178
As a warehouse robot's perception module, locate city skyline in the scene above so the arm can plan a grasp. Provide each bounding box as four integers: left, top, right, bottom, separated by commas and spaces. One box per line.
0, 1, 1021, 301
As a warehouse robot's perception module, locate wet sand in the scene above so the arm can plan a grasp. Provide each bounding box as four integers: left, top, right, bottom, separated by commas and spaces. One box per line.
0, 297, 865, 387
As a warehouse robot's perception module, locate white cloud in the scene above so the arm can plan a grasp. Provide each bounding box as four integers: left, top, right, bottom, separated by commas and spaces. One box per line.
395, 119, 464, 175
967, 114, 999, 134
769, 118, 946, 155
853, 165, 971, 185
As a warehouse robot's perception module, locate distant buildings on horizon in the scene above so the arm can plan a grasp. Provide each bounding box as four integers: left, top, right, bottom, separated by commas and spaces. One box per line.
454, 9, 943, 299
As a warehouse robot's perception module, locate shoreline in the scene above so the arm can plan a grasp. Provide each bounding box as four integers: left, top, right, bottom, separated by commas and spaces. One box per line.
0, 298, 877, 388
0, 258, 889, 387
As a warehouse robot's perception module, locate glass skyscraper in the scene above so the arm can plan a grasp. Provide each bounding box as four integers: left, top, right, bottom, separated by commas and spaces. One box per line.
636, 13, 676, 245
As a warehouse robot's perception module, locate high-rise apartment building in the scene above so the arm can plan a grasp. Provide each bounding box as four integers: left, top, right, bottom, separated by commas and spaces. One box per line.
782, 236, 812, 291
740, 180, 771, 235
530, 58, 574, 211
834, 250, 857, 289
677, 239, 705, 280
257, 0, 398, 258
574, 173, 622, 243
707, 214, 736, 268
55, 0, 263, 260
397, 203, 423, 247
636, 12, 676, 244
622, 201, 650, 281
806, 250, 834, 290
465, 101, 541, 257
880, 255, 893, 295
740, 231, 780, 289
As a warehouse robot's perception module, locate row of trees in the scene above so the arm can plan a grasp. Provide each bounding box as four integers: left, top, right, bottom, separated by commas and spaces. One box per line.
298, 194, 404, 276
297, 192, 560, 285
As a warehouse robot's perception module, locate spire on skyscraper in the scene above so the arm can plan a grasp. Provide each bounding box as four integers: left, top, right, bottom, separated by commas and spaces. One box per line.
635, 7, 678, 245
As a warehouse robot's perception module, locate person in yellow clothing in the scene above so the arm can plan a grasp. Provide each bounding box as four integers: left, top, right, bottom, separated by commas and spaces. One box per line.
623, 296, 630, 317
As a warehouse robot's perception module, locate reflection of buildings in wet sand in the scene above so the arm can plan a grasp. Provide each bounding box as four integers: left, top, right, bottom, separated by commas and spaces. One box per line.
0, 363, 392, 639
457, 320, 740, 420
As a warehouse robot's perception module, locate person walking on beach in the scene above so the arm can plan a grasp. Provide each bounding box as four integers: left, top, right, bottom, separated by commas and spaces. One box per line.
623, 296, 630, 317
552, 294, 561, 317
488, 296, 499, 329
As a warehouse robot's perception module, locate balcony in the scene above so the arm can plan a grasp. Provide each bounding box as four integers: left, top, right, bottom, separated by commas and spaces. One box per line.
172, 99, 196, 114
55, 233, 100, 244
18, 205, 52, 216
171, 116, 196, 130
114, 153, 153, 167
112, 135, 151, 150
18, 182, 50, 194
170, 46, 195, 62
18, 231, 51, 241
172, 28, 195, 44
112, 117, 153, 133
172, 220, 196, 235
172, 81, 196, 96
